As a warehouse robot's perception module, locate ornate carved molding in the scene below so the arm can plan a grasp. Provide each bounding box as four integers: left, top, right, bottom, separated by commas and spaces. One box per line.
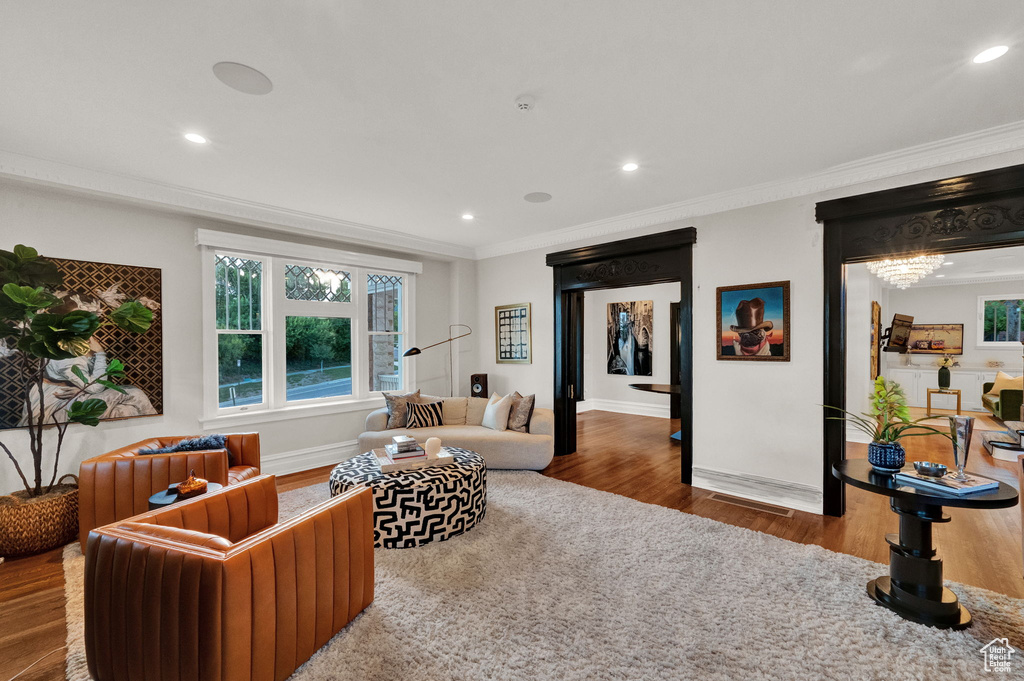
868, 203, 1024, 244
574, 258, 662, 283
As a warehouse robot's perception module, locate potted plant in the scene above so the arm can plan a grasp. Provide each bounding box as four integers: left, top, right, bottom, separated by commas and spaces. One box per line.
0, 245, 153, 556
827, 375, 952, 473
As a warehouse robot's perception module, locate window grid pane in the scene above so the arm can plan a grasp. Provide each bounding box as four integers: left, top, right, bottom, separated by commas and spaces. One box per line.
367, 274, 403, 332
983, 298, 1023, 342
369, 333, 401, 392
218, 333, 263, 407
215, 255, 262, 330
285, 264, 351, 303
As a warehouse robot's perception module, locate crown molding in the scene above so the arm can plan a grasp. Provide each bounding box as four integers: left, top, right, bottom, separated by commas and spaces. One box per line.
0, 149, 475, 261
474, 119, 1024, 260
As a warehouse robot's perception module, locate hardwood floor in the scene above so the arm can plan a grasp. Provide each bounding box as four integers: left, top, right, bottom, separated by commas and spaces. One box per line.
545, 409, 1024, 599
1, 410, 1020, 680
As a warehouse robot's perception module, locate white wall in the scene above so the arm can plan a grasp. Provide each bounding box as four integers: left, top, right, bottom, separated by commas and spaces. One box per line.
474, 149, 1024, 514
579, 283, 678, 417
0, 181, 472, 495
884, 279, 1024, 371
845, 263, 884, 441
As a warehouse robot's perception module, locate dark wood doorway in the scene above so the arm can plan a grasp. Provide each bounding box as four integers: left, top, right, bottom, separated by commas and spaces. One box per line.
546, 227, 697, 484
817, 163, 1024, 516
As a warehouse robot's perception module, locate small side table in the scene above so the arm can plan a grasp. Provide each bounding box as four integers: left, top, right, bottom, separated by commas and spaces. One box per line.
926, 388, 961, 416
833, 459, 1017, 630
148, 482, 223, 511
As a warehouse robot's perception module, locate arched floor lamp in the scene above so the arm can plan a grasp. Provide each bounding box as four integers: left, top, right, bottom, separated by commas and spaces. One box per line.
403, 324, 472, 396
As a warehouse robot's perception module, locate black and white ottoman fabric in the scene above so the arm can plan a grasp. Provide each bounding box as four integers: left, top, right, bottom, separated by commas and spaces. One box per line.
328, 447, 487, 548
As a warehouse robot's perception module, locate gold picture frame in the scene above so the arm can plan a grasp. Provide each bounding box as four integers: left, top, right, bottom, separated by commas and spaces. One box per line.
495, 303, 532, 364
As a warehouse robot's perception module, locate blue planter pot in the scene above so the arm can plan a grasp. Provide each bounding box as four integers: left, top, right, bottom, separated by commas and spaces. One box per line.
868, 442, 905, 474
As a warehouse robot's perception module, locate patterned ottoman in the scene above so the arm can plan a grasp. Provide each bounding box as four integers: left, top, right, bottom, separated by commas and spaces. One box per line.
328, 447, 487, 548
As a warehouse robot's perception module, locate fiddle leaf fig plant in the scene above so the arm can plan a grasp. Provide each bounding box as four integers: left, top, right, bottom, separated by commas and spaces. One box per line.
825, 375, 954, 445
0, 245, 154, 497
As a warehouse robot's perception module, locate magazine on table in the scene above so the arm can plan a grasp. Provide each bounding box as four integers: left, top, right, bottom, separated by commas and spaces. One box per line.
894, 470, 999, 495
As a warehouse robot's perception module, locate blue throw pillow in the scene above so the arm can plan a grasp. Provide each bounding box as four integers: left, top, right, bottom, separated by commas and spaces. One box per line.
141, 434, 231, 465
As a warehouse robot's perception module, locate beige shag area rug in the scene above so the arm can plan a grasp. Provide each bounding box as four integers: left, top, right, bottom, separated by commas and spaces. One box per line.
65, 471, 1024, 680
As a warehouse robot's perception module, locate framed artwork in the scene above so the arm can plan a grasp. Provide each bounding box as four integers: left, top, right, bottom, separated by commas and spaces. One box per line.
0, 256, 163, 430
717, 281, 790, 361
907, 323, 964, 355
870, 301, 881, 380
607, 300, 653, 375
495, 303, 531, 364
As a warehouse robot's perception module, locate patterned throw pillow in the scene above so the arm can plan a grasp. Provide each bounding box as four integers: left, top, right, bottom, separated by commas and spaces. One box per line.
507, 392, 535, 433
384, 390, 421, 429
141, 434, 232, 465
406, 401, 444, 428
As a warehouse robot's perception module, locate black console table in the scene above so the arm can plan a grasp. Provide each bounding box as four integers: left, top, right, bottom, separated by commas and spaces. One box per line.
628, 383, 681, 442
833, 459, 1017, 629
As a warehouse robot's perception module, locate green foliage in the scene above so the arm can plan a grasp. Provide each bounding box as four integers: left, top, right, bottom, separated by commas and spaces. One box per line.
825, 375, 953, 445
285, 317, 350, 368
0, 244, 154, 497
66, 399, 108, 427
21, 310, 101, 359
110, 300, 153, 333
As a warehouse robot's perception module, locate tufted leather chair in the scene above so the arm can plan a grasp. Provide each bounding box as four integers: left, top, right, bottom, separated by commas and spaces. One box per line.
84, 474, 375, 681
78, 433, 261, 547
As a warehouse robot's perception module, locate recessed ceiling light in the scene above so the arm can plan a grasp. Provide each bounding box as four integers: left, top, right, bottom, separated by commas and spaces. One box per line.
184, 132, 208, 144
622, 162, 639, 172
942, 261, 953, 266
462, 213, 474, 220
973, 45, 1009, 64
935, 274, 945, 278
524, 192, 552, 203
213, 62, 274, 95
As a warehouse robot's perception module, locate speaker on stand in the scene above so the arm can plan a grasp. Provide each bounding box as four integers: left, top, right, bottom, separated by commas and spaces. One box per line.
470, 374, 488, 398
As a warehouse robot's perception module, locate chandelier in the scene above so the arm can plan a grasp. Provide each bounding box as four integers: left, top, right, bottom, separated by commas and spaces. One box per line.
866, 254, 945, 289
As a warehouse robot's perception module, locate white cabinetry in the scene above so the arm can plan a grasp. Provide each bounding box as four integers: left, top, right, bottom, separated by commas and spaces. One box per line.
881, 367, 997, 412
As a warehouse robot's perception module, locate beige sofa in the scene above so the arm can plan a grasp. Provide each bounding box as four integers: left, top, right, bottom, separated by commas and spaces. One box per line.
357, 396, 554, 470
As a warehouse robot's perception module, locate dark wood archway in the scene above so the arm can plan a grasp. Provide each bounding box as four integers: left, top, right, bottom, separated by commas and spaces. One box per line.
817, 163, 1024, 516
546, 227, 697, 484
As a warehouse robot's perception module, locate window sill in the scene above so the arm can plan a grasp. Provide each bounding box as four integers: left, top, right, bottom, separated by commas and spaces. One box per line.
200, 396, 386, 429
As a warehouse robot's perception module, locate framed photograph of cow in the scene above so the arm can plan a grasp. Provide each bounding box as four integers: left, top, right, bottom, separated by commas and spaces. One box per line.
716, 281, 790, 362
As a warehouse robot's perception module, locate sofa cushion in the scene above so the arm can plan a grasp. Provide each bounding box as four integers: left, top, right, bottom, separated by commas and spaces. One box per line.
384, 389, 421, 429
466, 396, 489, 426
989, 371, 1023, 396
442, 397, 468, 425
983, 393, 1000, 411
357, 424, 554, 470
507, 392, 535, 433
407, 401, 444, 428
483, 393, 513, 431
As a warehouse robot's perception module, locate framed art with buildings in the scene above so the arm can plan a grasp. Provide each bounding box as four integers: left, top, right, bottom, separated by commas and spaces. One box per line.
495, 303, 531, 364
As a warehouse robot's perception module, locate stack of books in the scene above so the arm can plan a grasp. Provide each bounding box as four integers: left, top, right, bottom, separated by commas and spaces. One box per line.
894, 470, 999, 496
372, 437, 459, 473
385, 435, 425, 460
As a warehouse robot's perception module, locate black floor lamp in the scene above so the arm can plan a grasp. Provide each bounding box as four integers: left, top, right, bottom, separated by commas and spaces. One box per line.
403, 324, 472, 396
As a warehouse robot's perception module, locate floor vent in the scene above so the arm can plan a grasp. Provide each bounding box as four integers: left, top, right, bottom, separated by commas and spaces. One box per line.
707, 493, 794, 517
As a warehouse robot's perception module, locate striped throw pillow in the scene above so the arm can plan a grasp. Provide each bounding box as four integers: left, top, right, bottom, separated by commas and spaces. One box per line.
406, 401, 444, 428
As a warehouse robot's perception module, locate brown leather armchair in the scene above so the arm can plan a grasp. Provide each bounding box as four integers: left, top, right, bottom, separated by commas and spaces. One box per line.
84, 474, 374, 681
78, 433, 261, 547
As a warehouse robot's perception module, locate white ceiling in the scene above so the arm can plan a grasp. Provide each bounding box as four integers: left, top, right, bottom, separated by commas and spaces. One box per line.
871, 245, 1024, 288
2, 2, 1023, 255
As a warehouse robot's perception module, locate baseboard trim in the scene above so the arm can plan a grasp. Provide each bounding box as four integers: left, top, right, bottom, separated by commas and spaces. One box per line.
692, 466, 823, 515
261, 440, 360, 476
577, 399, 671, 419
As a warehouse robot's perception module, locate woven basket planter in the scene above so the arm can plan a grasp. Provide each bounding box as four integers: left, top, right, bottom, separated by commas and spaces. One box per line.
0, 480, 78, 557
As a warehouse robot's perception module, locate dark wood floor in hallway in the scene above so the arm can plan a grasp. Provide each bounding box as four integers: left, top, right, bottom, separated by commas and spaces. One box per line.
1, 408, 1021, 681
545, 409, 1023, 599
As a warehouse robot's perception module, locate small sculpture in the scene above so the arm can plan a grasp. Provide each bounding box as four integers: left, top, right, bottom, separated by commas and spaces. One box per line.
176, 469, 209, 499
424, 437, 442, 459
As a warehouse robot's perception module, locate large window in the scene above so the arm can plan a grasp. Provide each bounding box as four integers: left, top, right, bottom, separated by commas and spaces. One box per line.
200, 230, 419, 423
978, 294, 1024, 347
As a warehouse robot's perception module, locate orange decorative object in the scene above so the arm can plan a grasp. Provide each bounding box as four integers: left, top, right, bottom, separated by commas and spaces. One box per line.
176, 469, 208, 499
